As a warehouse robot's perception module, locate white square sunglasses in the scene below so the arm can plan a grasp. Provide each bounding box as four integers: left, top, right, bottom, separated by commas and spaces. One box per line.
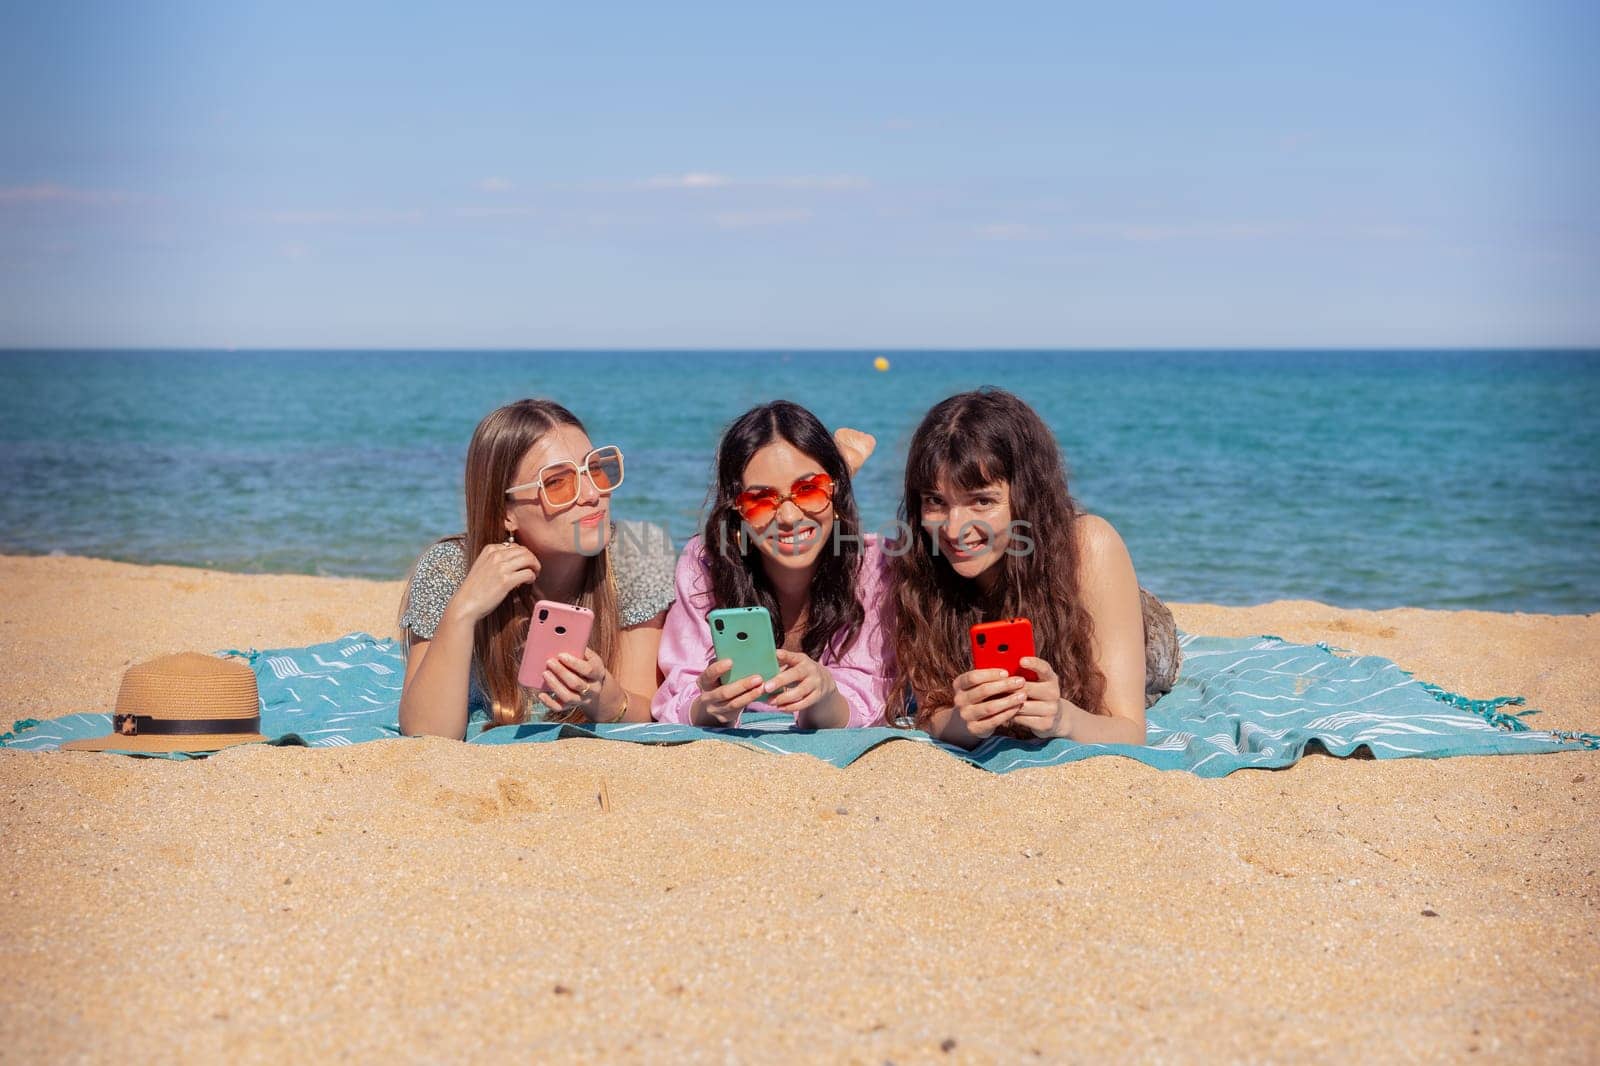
504, 445, 624, 506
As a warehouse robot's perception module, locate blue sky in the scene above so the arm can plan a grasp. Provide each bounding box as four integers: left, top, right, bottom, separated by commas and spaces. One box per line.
1, 0, 1595, 347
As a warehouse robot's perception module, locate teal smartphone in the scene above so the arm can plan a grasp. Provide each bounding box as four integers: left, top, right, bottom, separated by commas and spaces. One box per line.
707, 606, 782, 688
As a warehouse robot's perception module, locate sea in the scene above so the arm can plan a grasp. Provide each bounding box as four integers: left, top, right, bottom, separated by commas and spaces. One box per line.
1, 350, 1596, 613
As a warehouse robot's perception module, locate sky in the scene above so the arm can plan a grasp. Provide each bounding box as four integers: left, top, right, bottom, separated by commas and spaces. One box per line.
0, 0, 1596, 348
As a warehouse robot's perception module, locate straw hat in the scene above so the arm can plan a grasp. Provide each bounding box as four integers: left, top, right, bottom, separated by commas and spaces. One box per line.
62, 652, 266, 753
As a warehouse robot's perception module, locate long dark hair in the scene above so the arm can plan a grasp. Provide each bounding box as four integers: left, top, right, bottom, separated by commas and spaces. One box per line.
701, 401, 866, 660
887, 388, 1105, 731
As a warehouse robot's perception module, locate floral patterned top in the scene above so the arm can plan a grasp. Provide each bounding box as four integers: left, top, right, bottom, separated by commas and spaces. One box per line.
399, 520, 677, 639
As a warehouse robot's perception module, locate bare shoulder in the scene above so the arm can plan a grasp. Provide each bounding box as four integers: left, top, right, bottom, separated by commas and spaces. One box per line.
1070, 514, 1137, 597
1071, 514, 1141, 644
1071, 513, 1130, 562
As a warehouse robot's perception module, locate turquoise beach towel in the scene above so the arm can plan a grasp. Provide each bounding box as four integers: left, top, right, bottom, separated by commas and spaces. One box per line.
2, 632, 1593, 776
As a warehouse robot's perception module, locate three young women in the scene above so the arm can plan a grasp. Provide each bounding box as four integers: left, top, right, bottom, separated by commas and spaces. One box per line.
398, 390, 1177, 746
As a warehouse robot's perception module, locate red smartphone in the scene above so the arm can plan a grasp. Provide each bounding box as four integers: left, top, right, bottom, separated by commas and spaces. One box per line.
518, 600, 596, 689
969, 618, 1038, 682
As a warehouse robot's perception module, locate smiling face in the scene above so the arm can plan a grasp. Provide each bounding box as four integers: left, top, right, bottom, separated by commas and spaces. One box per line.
502, 424, 612, 557
739, 439, 835, 572
920, 472, 1015, 588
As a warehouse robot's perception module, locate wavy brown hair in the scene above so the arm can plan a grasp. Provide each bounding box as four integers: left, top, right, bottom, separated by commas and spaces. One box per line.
403, 399, 619, 727
888, 388, 1105, 734
701, 401, 866, 660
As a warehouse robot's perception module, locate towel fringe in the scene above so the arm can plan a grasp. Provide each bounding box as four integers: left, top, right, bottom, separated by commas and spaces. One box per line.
1416, 682, 1536, 731
1411, 680, 1600, 748
1287, 632, 1594, 745
1294, 632, 1600, 749
0, 718, 43, 746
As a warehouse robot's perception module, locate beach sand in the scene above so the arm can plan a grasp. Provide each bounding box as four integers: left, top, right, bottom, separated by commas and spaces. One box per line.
1, 554, 1595, 1061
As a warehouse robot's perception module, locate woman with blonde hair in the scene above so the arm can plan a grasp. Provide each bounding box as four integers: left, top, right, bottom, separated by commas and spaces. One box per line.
398, 399, 675, 738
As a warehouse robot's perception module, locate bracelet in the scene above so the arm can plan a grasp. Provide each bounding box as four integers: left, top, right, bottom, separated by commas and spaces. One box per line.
602, 689, 629, 724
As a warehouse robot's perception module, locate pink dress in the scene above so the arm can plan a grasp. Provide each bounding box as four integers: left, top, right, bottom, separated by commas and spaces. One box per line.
651, 534, 896, 728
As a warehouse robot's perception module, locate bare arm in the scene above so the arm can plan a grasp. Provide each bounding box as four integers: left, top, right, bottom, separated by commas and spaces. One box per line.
794, 687, 850, 730
925, 703, 994, 748
762, 649, 851, 729
398, 541, 539, 739
1073, 515, 1148, 741
924, 669, 1028, 749
611, 611, 666, 722
398, 613, 478, 740
1014, 515, 1148, 745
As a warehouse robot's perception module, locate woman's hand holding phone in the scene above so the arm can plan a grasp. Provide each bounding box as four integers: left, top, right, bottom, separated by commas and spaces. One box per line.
763, 649, 836, 714
1011, 656, 1068, 739
536, 649, 623, 722
950, 667, 1028, 739
445, 541, 541, 626
689, 658, 767, 727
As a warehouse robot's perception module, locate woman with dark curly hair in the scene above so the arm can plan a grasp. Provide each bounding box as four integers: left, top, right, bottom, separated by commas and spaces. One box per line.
652, 403, 893, 729
889, 388, 1180, 748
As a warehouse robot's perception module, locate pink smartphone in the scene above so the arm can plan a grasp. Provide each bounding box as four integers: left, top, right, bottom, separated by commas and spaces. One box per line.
517, 600, 595, 689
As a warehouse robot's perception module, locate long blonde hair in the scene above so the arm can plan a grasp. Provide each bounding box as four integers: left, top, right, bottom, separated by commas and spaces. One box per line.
410, 399, 621, 727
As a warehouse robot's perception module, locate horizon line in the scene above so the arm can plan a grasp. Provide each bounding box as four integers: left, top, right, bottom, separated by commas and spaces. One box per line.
3, 345, 1598, 355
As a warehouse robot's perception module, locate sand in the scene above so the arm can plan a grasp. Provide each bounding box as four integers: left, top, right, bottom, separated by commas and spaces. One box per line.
1, 553, 1595, 1062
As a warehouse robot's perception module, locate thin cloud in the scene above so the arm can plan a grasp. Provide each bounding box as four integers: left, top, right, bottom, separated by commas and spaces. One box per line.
0, 183, 131, 206
564, 211, 639, 228
477, 176, 514, 192
1353, 223, 1423, 240
712, 208, 812, 229
1070, 221, 1421, 243
767, 175, 870, 190
453, 205, 538, 218
975, 222, 1046, 241
1072, 221, 1294, 242
642, 172, 733, 189
268, 208, 426, 226
638, 173, 868, 191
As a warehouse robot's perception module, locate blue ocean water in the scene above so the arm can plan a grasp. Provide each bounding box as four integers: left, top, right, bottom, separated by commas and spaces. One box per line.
1, 350, 1596, 612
